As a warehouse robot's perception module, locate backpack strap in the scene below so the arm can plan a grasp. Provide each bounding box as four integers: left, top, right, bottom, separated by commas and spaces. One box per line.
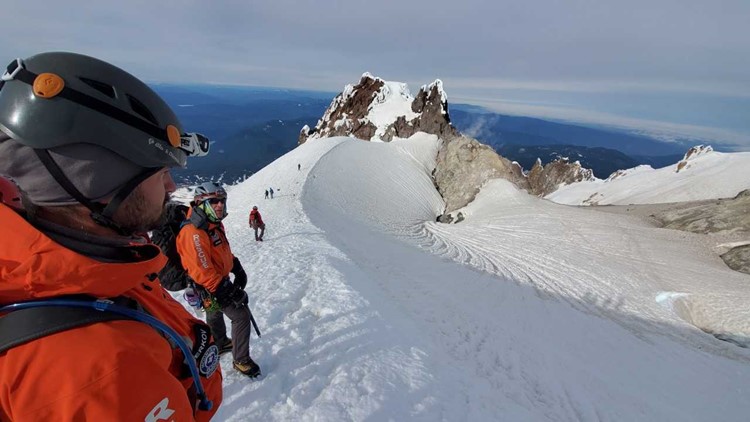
0, 296, 215, 411
0, 298, 134, 353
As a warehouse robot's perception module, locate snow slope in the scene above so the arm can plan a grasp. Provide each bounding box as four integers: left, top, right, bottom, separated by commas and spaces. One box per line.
178, 134, 750, 421
547, 149, 750, 205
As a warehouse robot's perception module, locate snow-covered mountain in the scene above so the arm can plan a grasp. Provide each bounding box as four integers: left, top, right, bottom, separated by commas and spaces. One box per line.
172, 131, 750, 420
547, 145, 750, 205
298, 73, 457, 144
299, 74, 596, 217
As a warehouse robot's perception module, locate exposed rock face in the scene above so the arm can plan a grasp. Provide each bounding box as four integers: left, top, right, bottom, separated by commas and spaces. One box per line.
647, 189, 750, 275
298, 73, 596, 221
385, 81, 458, 141
299, 75, 383, 144
299, 74, 456, 145
676, 145, 713, 173
434, 135, 528, 216
601, 165, 654, 184
721, 246, 750, 275
527, 157, 595, 196
652, 190, 750, 235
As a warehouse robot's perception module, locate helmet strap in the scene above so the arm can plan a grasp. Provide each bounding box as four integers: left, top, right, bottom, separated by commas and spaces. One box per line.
100, 167, 161, 221
33, 149, 159, 235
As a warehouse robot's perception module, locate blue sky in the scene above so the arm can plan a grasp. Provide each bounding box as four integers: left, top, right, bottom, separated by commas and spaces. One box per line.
3, 0, 749, 148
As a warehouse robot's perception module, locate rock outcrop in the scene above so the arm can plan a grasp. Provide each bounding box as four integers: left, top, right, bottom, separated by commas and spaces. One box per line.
527, 157, 595, 197
434, 140, 594, 219
676, 145, 713, 173
381, 81, 458, 141
299, 73, 456, 145
721, 246, 750, 275
652, 189, 750, 235
434, 135, 528, 217
298, 75, 383, 144
649, 188, 750, 275
298, 73, 597, 221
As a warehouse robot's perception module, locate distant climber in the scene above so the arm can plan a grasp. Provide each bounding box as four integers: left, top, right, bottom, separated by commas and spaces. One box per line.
249, 205, 265, 241
264, 189, 269, 199
269, 187, 274, 199
298, 163, 301, 171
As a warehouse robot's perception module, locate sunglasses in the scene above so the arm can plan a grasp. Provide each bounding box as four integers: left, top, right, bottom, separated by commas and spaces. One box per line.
206, 197, 226, 205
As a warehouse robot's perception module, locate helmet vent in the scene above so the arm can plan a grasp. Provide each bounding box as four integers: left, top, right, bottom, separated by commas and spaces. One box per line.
79, 77, 116, 99
127, 94, 158, 125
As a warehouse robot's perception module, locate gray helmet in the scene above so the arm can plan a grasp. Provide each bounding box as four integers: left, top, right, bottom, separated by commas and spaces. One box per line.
193, 181, 227, 203
0, 52, 211, 234
0, 52, 191, 168
193, 182, 227, 223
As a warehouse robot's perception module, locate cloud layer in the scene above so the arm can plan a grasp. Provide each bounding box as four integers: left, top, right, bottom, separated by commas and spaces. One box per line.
2, 0, 749, 146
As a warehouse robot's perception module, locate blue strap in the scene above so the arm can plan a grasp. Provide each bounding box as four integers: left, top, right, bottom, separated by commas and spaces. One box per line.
0, 299, 213, 411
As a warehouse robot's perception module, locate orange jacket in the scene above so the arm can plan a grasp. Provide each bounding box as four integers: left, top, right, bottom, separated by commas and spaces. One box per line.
0, 205, 223, 421
176, 210, 234, 294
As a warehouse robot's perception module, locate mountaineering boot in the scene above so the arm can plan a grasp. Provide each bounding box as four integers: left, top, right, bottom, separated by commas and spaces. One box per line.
233, 358, 261, 377
217, 339, 233, 355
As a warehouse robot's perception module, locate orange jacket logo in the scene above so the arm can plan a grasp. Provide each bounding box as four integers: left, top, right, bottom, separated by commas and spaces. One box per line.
145, 397, 175, 422
193, 234, 209, 269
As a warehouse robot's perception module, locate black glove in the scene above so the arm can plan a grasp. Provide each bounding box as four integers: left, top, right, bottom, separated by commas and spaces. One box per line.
214, 277, 248, 307
231, 257, 247, 290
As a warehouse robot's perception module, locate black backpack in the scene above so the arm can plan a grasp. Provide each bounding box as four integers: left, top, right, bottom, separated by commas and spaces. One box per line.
151, 203, 191, 291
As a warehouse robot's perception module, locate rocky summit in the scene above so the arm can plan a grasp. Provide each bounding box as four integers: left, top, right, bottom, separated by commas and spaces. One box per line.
300, 74, 595, 219
299, 73, 457, 144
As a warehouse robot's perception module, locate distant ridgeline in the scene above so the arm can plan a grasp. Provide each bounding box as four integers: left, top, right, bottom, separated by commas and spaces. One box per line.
152, 84, 331, 184
449, 108, 691, 178
155, 83, 714, 195
493, 144, 683, 179
171, 117, 317, 185
296, 73, 713, 219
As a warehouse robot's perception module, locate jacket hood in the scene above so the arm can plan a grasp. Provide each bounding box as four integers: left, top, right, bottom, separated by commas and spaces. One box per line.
0, 204, 166, 303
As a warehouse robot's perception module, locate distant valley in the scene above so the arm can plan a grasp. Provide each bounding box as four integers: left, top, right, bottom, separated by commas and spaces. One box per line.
152, 84, 331, 184
155, 84, 711, 183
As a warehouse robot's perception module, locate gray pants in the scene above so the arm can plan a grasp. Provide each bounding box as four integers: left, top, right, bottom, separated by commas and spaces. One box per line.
252, 223, 265, 241
206, 302, 252, 363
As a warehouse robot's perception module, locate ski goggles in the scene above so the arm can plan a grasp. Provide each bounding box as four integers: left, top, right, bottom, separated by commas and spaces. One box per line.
179, 132, 210, 157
